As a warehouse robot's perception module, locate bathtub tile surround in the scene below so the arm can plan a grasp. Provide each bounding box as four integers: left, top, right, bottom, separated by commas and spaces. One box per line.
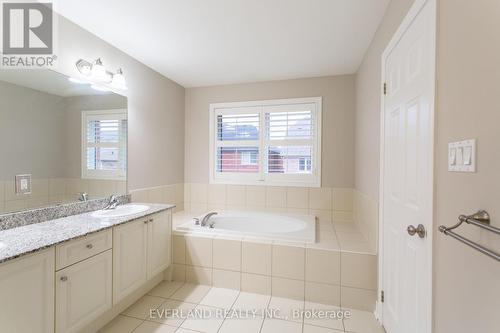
183, 183, 378, 253
272, 244, 305, 280
100, 281, 385, 333
130, 183, 184, 212
305, 249, 341, 285
213, 268, 241, 290
171, 225, 377, 311
241, 272, 272, 295
352, 190, 379, 253
184, 183, 354, 223
213, 237, 242, 271
172, 183, 379, 311
0, 194, 130, 231
242, 240, 273, 276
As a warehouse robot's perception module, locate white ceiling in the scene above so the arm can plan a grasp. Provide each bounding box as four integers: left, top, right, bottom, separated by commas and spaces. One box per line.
56, 0, 389, 87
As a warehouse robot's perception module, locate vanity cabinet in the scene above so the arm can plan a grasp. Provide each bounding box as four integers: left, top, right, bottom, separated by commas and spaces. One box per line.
113, 210, 171, 304
0, 207, 172, 333
55, 250, 112, 333
113, 217, 149, 304
148, 209, 172, 277
0, 248, 55, 333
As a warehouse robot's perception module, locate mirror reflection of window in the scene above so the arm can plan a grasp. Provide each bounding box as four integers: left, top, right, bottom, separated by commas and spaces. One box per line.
82, 109, 127, 180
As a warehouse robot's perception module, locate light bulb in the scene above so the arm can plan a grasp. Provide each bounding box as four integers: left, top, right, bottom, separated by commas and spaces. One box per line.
111, 68, 127, 90
91, 58, 111, 82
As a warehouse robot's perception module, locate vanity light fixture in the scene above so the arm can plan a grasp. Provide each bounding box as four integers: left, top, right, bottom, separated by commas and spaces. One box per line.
75, 59, 92, 75
76, 58, 127, 90
91, 58, 112, 82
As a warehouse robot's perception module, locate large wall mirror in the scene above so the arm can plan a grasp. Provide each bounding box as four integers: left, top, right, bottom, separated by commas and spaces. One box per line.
0, 70, 127, 214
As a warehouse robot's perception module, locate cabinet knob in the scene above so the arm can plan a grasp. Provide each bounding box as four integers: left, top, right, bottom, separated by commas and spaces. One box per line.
60, 276, 68, 282
144, 220, 148, 224
86, 244, 93, 249
149, 218, 154, 223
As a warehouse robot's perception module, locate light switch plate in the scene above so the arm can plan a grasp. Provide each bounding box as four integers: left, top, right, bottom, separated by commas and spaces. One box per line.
15, 174, 32, 195
448, 139, 476, 172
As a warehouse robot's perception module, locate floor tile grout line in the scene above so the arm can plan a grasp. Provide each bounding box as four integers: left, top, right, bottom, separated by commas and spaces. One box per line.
127, 292, 170, 331
215, 288, 241, 333
302, 244, 307, 333
257, 293, 274, 333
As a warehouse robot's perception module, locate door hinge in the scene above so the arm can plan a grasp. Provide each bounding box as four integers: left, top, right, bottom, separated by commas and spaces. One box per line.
381, 290, 385, 303
383, 83, 387, 95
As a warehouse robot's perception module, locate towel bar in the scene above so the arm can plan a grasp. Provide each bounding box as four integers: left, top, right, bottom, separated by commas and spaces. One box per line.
439, 210, 500, 262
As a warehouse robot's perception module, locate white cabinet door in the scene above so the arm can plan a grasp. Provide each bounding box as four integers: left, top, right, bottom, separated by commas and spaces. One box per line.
113, 218, 148, 304
56, 250, 112, 333
147, 210, 172, 278
0, 248, 55, 333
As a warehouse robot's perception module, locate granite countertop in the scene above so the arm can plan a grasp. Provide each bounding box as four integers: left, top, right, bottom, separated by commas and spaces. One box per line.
0, 203, 175, 264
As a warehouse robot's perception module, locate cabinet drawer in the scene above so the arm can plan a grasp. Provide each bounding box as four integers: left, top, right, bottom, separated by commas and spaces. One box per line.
56, 230, 112, 270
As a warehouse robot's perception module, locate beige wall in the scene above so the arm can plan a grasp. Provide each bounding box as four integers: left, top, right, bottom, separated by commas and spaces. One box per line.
354, 0, 415, 200
185, 75, 355, 187
0, 81, 66, 180
56, 14, 185, 190
434, 0, 500, 332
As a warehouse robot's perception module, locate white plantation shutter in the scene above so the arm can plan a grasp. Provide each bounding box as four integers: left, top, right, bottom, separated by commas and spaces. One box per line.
210, 98, 321, 187
211, 107, 261, 183
265, 106, 315, 175
266, 110, 313, 140
82, 109, 127, 180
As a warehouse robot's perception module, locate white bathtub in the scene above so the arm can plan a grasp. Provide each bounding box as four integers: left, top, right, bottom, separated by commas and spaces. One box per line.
176, 210, 316, 243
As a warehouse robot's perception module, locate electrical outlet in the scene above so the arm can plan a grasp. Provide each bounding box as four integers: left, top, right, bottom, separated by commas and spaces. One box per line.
15, 174, 32, 195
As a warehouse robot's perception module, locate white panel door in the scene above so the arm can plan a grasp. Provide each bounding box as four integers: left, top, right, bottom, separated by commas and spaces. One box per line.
113, 218, 148, 304
56, 250, 112, 333
147, 210, 172, 278
0, 248, 55, 333
381, 1, 435, 333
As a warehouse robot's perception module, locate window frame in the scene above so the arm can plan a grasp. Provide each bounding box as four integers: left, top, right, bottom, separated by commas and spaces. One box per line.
209, 97, 322, 187
81, 109, 127, 181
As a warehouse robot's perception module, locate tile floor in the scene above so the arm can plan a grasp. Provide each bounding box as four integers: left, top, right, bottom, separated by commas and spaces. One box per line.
99, 281, 385, 333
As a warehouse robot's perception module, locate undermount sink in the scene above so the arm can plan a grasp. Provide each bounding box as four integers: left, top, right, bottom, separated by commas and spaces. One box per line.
91, 204, 150, 218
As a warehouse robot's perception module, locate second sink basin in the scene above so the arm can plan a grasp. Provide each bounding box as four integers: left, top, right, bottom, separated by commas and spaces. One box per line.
91, 204, 150, 218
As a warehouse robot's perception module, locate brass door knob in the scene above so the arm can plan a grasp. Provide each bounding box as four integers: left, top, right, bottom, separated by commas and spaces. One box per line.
407, 224, 426, 238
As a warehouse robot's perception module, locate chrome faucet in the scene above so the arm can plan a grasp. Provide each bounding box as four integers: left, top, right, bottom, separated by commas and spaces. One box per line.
103, 195, 120, 210
78, 192, 88, 202
200, 212, 217, 227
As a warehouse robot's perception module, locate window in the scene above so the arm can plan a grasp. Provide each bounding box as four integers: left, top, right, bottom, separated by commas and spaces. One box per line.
240, 150, 258, 166
82, 109, 127, 180
209, 97, 321, 187
299, 157, 312, 172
